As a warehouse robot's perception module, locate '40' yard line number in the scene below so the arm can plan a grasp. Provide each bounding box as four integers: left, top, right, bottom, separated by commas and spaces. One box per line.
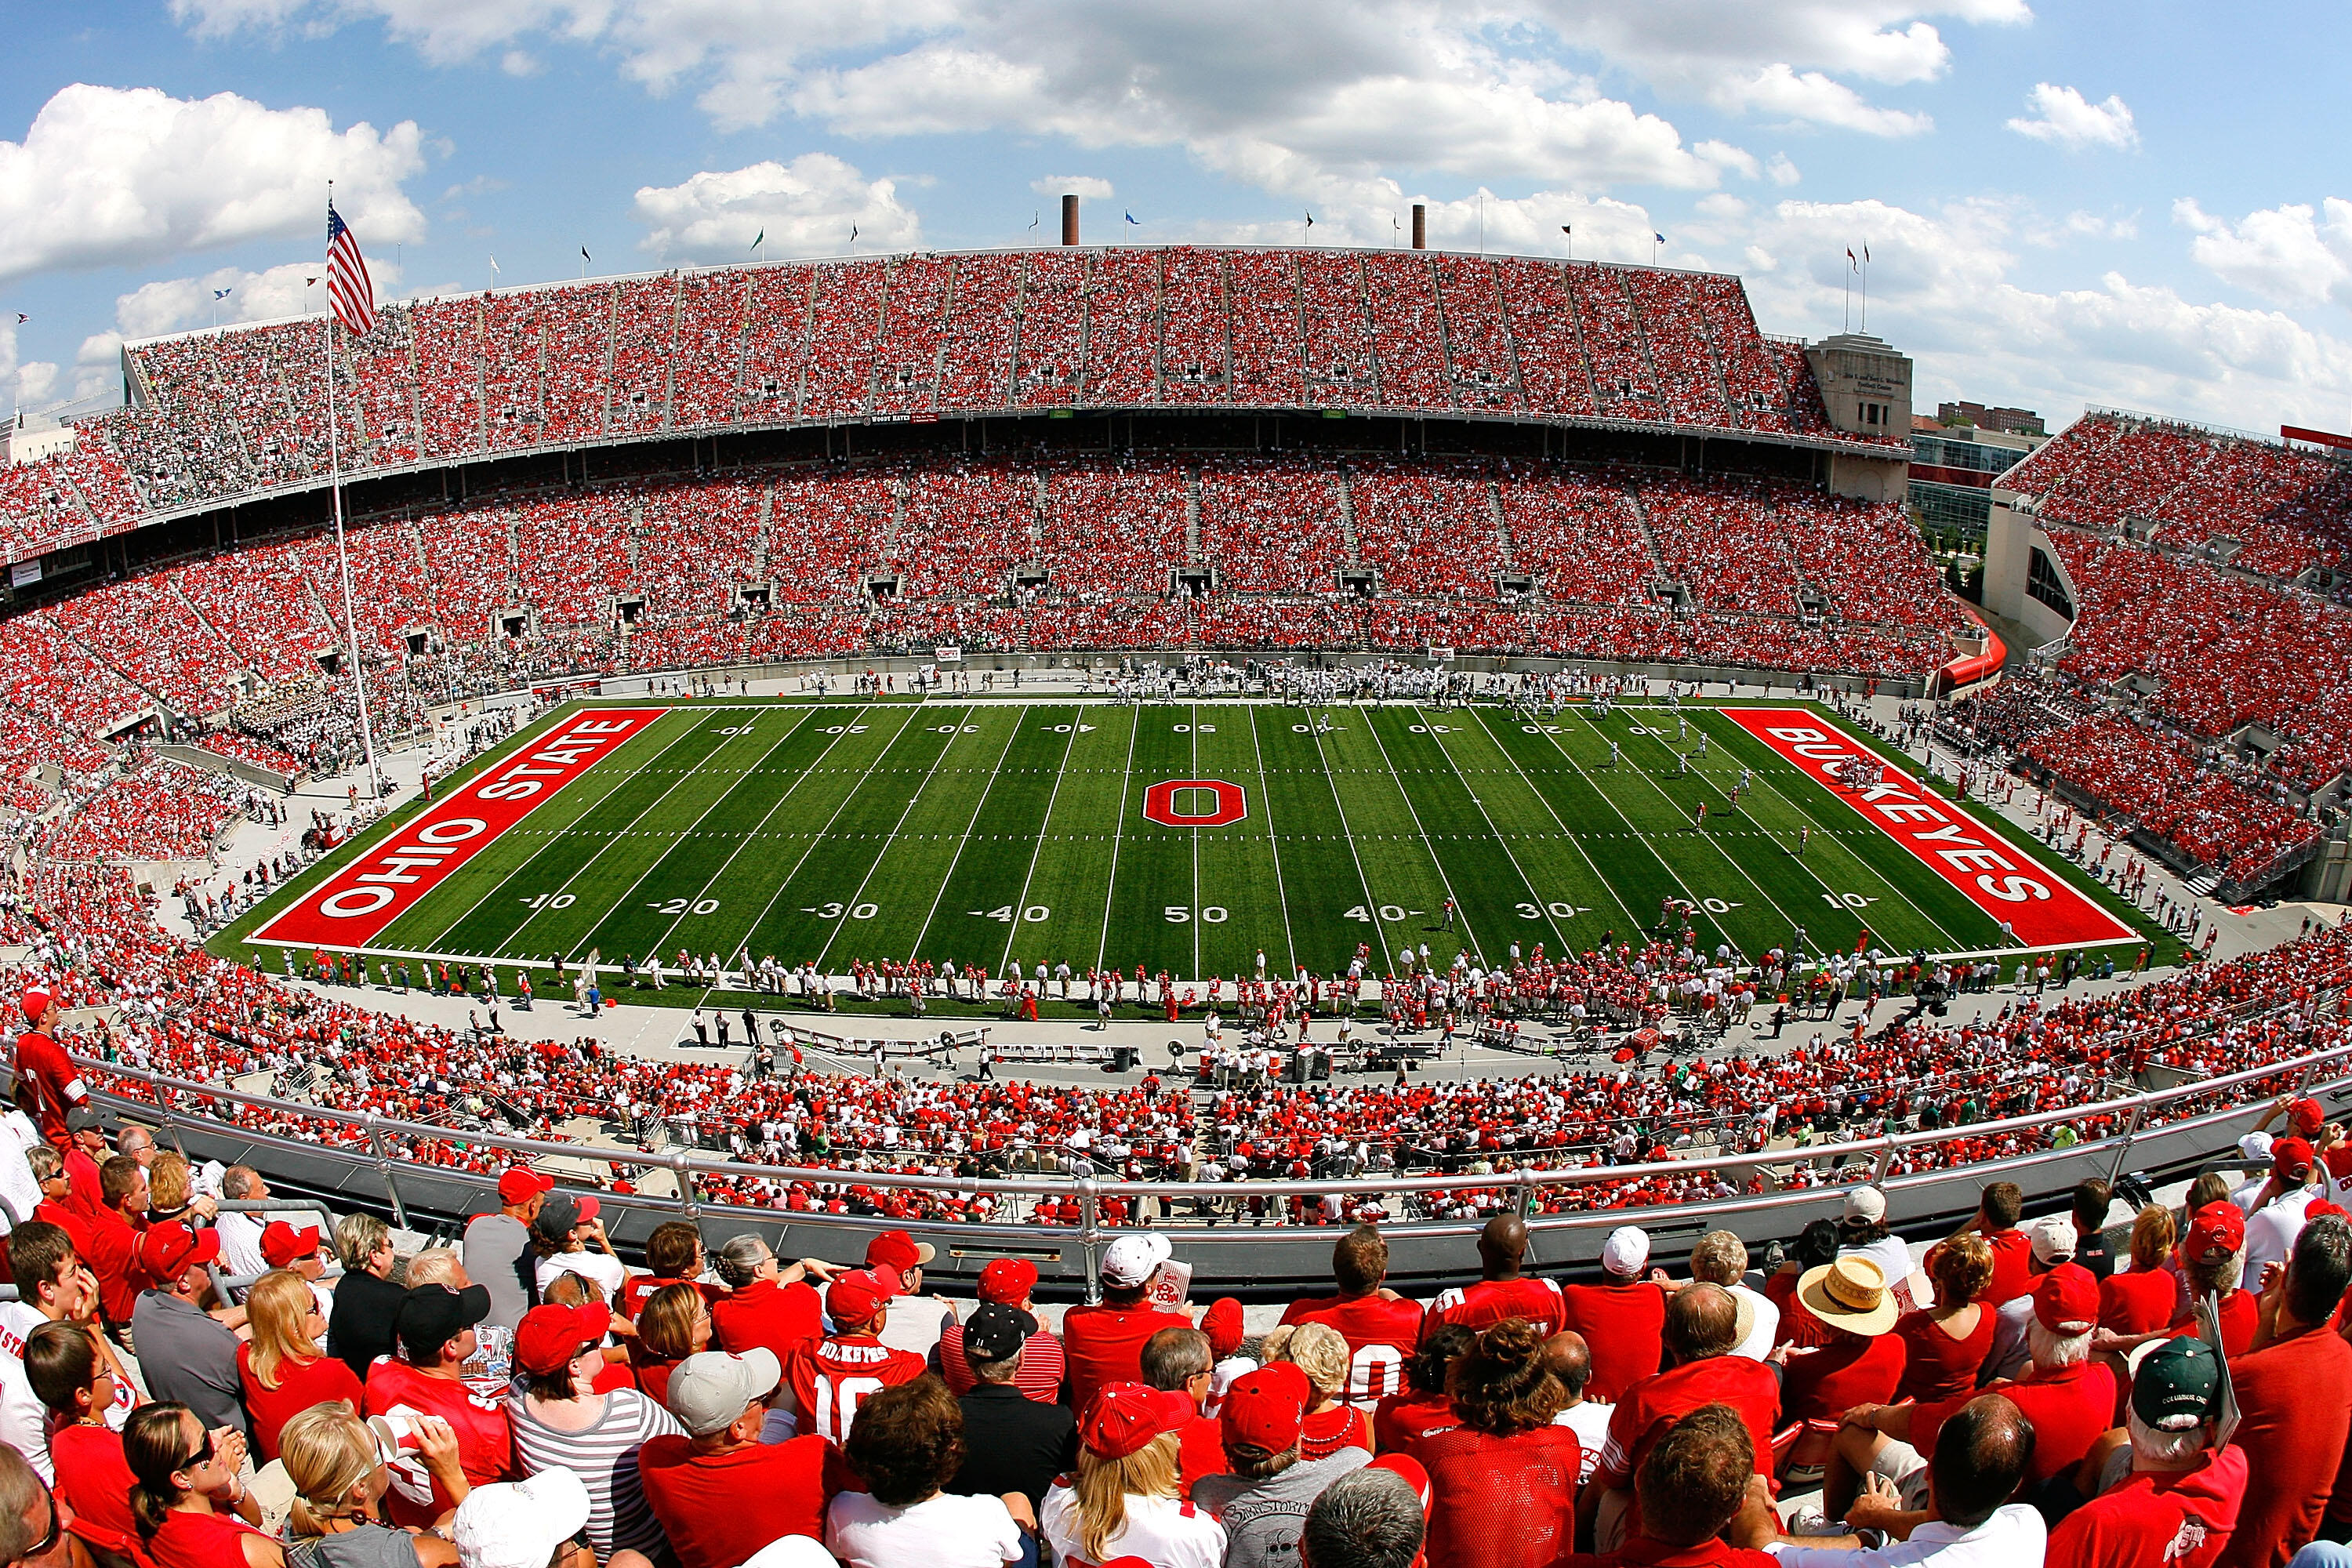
972, 906, 1051, 922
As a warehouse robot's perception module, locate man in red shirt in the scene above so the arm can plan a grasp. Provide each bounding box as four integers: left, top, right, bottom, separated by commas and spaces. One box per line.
362, 1283, 514, 1529
1139, 1326, 1228, 1497
1559, 1226, 1668, 1403
1581, 1286, 1780, 1554
82, 1157, 147, 1336
1559, 1404, 1778, 1568
782, 1267, 926, 1443
2047, 1337, 2245, 1568
59, 1111, 107, 1224
866, 1228, 935, 1292
1925, 1180, 2034, 1305
1422, 1214, 1567, 1346
1830, 1265, 2115, 1517
1064, 1232, 1243, 1411
1283, 1225, 1425, 1410
935, 1258, 1066, 1402
9, 989, 87, 1151
2217, 1214, 2352, 1568
640, 1347, 848, 1568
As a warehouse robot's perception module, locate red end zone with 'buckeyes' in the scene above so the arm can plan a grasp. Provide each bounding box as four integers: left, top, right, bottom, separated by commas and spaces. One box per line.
253, 708, 666, 949
1722, 709, 2136, 948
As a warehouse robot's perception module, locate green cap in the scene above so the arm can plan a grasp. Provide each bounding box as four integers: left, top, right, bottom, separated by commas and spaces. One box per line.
2131, 1336, 2220, 1432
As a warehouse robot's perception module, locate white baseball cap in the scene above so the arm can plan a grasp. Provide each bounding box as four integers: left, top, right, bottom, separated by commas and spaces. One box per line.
452, 1469, 590, 1568
2238, 1131, 2274, 1163
1601, 1225, 1650, 1277
2028, 1215, 2078, 1265
1101, 1230, 1173, 1288
1842, 1186, 1888, 1224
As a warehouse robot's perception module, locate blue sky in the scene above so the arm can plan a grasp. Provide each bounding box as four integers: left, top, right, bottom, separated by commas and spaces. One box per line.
4, 1, 2349, 436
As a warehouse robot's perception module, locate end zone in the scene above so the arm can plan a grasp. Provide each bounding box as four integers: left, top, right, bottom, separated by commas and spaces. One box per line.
252, 708, 667, 949
1722, 707, 2137, 948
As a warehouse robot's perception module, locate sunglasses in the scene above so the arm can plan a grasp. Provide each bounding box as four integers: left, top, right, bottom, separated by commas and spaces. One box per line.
180, 1431, 216, 1474
13, 1489, 61, 1564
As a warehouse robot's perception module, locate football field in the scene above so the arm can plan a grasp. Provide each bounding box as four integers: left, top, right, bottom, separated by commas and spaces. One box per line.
240, 697, 2157, 986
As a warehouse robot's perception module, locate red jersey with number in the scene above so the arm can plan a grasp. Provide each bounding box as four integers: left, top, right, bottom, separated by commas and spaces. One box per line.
362, 1359, 515, 1528
785, 1333, 927, 1443
1556, 1282, 1668, 1403
1283, 1294, 1425, 1406
1421, 1277, 1567, 1345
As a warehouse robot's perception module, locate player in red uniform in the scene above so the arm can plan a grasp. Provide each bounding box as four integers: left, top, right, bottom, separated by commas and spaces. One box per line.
1421, 1215, 1567, 1345
1282, 1225, 1425, 1409
782, 1268, 926, 1443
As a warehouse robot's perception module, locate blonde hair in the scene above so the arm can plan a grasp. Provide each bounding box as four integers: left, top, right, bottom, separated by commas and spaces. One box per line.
246, 1270, 326, 1389
1073, 1432, 1181, 1563
148, 1152, 192, 1211
2130, 1205, 2179, 1272
278, 1402, 379, 1537
1265, 1321, 1350, 1400
403, 1248, 462, 1290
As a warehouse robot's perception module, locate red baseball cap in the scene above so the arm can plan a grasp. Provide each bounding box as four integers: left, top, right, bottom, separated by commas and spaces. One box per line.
260, 1222, 322, 1269
2289, 1098, 2327, 1137
2309, 1200, 2349, 1222
826, 1268, 896, 1327
866, 1230, 935, 1279
499, 1167, 557, 1204
1080, 1383, 1171, 1460
515, 1301, 613, 1376
978, 1259, 1038, 1305
17, 989, 53, 1025
2033, 1263, 2099, 1336
2274, 1138, 2317, 1181
2184, 1201, 2246, 1264
1220, 1362, 1312, 1455
137, 1222, 220, 1283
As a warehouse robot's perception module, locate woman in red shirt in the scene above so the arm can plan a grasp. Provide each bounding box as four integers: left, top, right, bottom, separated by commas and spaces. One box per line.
2098, 1207, 2180, 1333
1374, 1324, 1473, 1453
238, 1272, 364, 1462
1893, 1233, 1995, 1403
1777, 1258, 1907, 1425
127, 1403, 284, 1568
1406, 1320, 1582, 1568
632, 1283, 713, 1406
1265, 1322, 1371, 1459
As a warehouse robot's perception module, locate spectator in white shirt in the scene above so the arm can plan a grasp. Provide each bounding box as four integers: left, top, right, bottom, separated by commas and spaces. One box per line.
212, 1167, 273, 1280
1736, 1393, 2045, 1567
827, 1377, 1026, 1568
2243, 1138, 2321, 1286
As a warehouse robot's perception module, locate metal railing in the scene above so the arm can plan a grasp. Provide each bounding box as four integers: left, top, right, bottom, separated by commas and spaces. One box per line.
67, 1029, 2352, 1299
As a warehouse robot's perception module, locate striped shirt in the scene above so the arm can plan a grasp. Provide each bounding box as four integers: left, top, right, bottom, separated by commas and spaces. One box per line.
934, 1318, 1067, 1403
508, 1388, 685, 1561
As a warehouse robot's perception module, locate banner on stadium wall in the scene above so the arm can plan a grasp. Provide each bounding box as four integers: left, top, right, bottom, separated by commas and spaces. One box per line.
252, 708, 666, 949
935, 644, 964, 662
1721, 708, 2136, 947
9, 561, 40, 589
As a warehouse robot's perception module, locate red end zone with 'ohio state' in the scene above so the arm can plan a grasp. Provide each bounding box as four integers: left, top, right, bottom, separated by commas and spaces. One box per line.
1722, 708, 2136, 948
252, 708, 666, 949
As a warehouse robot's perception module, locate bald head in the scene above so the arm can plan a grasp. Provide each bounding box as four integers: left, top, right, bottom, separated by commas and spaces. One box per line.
1664, 1282, 1740, 1365
1932, 1396, 2035, 1530
1478, 1214, 1528, 1279
1541, 1330, 1591, 1398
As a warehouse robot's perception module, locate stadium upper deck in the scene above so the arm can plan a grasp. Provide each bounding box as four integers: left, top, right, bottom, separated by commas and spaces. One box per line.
0, 245, 1898, 564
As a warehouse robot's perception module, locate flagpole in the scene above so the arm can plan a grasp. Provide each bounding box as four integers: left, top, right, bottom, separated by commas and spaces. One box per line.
324, 184, 383, 802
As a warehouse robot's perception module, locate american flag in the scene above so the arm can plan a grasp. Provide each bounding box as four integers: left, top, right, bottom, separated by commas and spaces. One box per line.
326, 201, 375, 336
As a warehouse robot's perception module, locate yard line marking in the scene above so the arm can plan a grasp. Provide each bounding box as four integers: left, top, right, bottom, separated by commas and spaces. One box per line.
635, 706, 875, 965
1094, 706, 1142, 978
996, 706, 1087, 978
1356, 708, 1483, 966
1457, 710, 1646, 935
811, 706, 981, 968
1410, 704, 1571, 956
908, 710, 1036, 962
1245, 705, 1301, 976
1519, 710, 1726, 942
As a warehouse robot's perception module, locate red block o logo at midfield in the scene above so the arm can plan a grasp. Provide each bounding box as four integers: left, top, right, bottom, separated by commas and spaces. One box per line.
1144, 779, 1247, 827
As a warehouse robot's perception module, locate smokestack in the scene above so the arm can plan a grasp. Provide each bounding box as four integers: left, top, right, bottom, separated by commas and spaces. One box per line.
1061, 194, 1080, 246
1410, 205, 1427, 250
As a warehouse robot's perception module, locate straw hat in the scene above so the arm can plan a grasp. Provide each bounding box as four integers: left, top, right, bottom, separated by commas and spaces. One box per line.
1797, 1256, 1900, 1336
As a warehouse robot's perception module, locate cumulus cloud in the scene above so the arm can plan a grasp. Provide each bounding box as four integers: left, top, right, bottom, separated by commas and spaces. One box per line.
633, 154, 920, 261
165, 1, 2024, 201
1766, 153, 1802, 187
2005, 83, 2137, 151
0, 84, 427, 285
2176, 196, 2352, 310
1033, 176, 1114, 200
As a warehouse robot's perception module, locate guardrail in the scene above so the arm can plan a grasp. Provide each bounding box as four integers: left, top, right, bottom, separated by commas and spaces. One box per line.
72, 1035, 2352, 1302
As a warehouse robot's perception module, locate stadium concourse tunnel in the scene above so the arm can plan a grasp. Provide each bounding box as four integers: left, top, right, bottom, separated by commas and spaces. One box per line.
74, 1044, 2344, 1302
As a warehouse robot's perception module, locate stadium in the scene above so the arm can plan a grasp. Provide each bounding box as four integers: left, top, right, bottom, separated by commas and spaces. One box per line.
9, 201, 2352, 1563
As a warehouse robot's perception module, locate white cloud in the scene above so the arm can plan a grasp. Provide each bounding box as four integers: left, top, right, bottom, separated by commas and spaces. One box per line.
1766, 153, 1802, 187
163, 2, 2025, 201
2176, 197, 2352, 310
1033, 176, 1114, 200
633, 154, 920, 261
1697, 141, 1759, 180
103, 260, 369, 347
0, 84, 427, 285
2005, 83, 2137, 151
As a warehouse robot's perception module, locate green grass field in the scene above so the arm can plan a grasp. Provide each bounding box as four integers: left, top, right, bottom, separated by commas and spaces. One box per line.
227, 696, 2169, 991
